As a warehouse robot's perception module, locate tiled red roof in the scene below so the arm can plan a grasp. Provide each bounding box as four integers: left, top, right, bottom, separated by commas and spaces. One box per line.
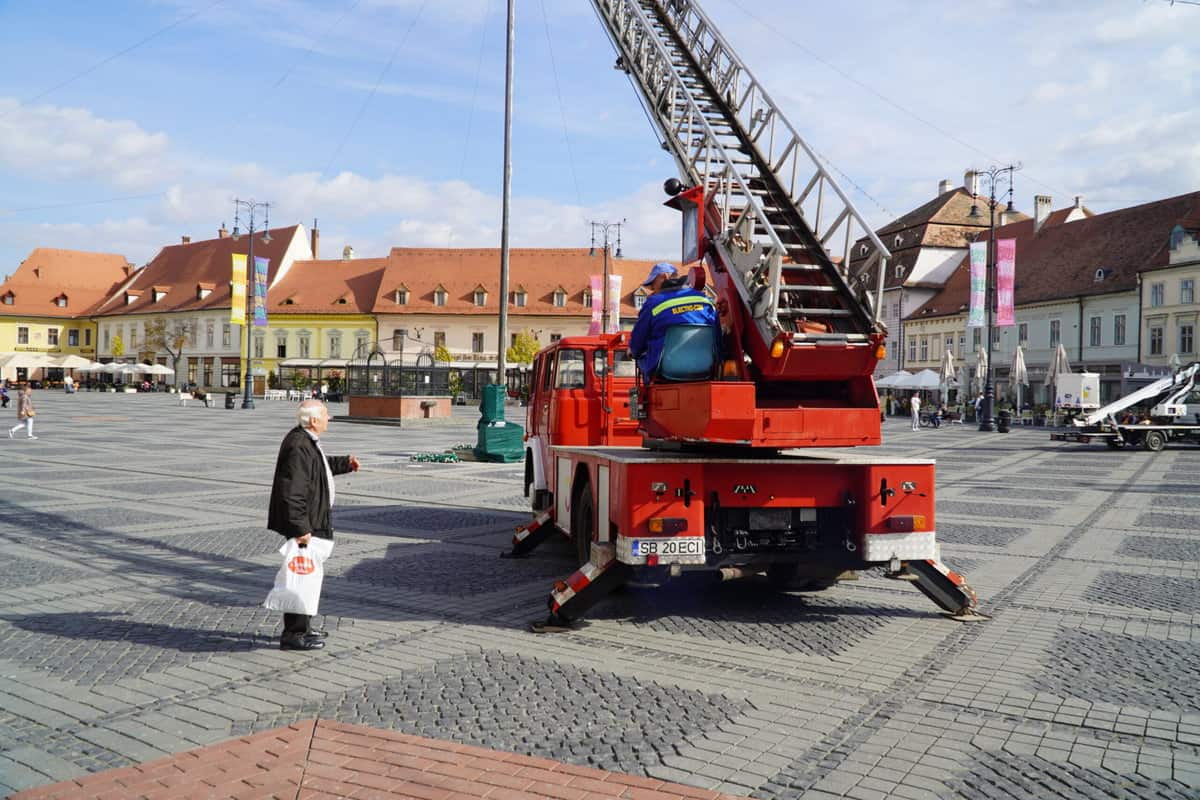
908, 191, 1200, 319
0, 248, 133, 318
269, 257, 389, 314
93, 225, 305, 316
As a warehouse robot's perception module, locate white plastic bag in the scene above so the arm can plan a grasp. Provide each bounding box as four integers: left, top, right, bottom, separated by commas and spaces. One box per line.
263, 537, 334, 615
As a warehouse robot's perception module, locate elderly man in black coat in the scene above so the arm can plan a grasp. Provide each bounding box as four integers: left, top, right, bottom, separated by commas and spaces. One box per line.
268, 399, 359, 650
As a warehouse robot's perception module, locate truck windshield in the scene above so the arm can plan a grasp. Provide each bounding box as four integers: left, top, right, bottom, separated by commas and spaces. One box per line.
594, 350, 636, 379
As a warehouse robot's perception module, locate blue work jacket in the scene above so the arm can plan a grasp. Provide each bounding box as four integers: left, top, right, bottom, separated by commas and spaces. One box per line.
629, 283, 718, 377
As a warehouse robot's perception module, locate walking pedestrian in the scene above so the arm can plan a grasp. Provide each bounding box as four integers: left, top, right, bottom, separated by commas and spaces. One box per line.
267, 399, 359, 651
8, 385, 36, 439
910, 393, 921, 431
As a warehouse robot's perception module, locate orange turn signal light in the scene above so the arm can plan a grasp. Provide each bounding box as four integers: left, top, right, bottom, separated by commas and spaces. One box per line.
770, 337, 786, 358
874, 344, 887, 360
722, 359, 740, 378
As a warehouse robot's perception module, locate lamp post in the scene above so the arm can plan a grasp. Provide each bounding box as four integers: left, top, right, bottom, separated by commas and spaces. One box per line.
968, 164, 1019, 432
230, 198, 271, 409
589, 220, 625, 332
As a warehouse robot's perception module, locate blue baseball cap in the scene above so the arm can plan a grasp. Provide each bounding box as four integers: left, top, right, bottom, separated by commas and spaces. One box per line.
641, 262, 677, 286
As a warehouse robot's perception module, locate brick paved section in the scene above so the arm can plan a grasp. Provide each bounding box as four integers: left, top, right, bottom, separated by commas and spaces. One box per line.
12, 719, 750, 800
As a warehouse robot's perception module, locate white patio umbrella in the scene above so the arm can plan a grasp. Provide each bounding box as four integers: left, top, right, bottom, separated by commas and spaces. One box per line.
973, 346, 989, 395
141, 364, 174, 376
939, 350, 956, 398
1010, 345, 1029, 411
897, 369, 941, 390
1047, 343, 1071, 404
51, 354, 93, 369
0, 352, 50, 370
874, 370, 911, 388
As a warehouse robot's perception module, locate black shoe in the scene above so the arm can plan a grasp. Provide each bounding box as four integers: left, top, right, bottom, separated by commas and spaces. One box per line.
280, 637, 325, 651
305, 629, 328, 639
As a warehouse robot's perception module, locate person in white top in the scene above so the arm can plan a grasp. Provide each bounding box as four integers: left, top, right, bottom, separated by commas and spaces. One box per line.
910, 393, 921, 431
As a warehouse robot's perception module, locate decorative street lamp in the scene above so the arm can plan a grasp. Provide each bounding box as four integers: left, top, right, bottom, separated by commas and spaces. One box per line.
589, 220, 625, 332
231, 198, 271, 409
968, 164, 1020, 432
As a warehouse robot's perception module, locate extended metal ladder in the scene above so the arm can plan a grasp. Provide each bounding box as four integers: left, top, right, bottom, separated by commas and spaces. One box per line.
590, 0, 890, 348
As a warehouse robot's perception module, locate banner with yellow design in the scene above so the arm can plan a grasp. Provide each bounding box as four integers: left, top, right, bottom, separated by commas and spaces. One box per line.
230, 254, 247, 325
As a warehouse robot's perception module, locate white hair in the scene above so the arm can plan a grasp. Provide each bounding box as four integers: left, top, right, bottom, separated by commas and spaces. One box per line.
297, 400, 327, 428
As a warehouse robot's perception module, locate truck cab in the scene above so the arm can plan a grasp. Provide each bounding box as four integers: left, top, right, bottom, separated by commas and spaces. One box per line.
524, 333, 641, 508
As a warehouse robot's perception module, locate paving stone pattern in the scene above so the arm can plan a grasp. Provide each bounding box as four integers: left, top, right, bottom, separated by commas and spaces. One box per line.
1083, 571, 1200, 615
1, 393, 1198, 800
1033, 629, 1200, 711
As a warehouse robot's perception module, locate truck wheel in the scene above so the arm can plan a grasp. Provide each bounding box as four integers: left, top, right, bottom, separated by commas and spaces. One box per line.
571, 482, 594, 566
1144, 430, 1166, 452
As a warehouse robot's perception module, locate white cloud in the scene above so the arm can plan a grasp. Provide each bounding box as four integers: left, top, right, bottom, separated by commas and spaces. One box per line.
1030, 82, 1068, 104
1092, 4, 1186, 44
0, 99, 174, 190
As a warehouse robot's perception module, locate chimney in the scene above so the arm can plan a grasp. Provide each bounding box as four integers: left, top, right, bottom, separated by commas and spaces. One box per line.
311, 218, 320, 260
218, 223, 229, 239
938, 179, 952, 196
1074, 195, 1083, 209
1034, 195, 1052, 231
963, 170, 978, 196
342, 245, 355, 260
181, 235, 191, 245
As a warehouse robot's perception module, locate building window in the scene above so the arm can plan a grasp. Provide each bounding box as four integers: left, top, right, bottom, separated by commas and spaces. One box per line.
944, 335, 954, 355
472, 332, 484, 353
221, 363, 240, 388
103, 328, 110, 349
205, 322, 214, 348
55, 296, 68, 308
254, 336, 264, 359
85, 329, 91, 346
47, 328, 59, 347
1049, 320, 1061, 347
511, 289, 527, 308
395, 288, 409, 305
17, 326, 29, 345
907, 338, 916, 363
1, 292, 13, 305
894, 264, 903, 279
1183, 279, 1195, 305
891, 302, 900, 319
329, 334, 341, 357
582, 289, 592, 307
1018, 322, 1028, 344
355, 334, 369, 355
129, 325, 137, 348
68, 329, 79, 347
222, 324, 231, 348
1089, 316, 1101, 347
958, 333, 965, 355
203, 360, 213, 386
392, 329, 407, 351
433, 331, 446, 348
919, 337, 928, 362
473, 288, 487, 306
972, 328, 981, 351
434, 288, 447, 307
634, 293, 646, 310
1151, 283, 1165, 307
1182, 325, 1195, 354
1150, 326, 1163, 355
550, 333, 562, 343
1114, 314, 1126, 346
991, 328, 999, 345
298, 337, 310, 358
276, 339, 287, 358
553, 289, 566, 308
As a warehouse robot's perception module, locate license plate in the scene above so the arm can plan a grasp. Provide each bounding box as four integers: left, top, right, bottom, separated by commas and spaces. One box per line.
630, 537, 705, 558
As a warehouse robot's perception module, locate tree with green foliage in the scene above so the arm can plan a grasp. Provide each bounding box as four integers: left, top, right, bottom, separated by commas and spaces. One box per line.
434, 344, 453, 364
111, 335, 125, 358
506, 331, 539, 364
144, 318, 190, 385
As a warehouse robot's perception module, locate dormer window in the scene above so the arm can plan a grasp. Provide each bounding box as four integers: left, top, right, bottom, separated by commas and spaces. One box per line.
152, 289, 166, 303
196, 284, 213, 300
894, 264, 904, 279
473, 286, 487, 306
394, 287, 409, 305
336, 296, 348, 305
553, 287, 567, 308
894, 234, 903, 247
511, 288, 527, 308
283, 297, 295, 305
2, 292, 14, 305
582, 288, 592, 307
1094, 268, 1107, 283
859, 243, 869, 256
434, 286, 447, 307
125, 291, 140, 305
55, 294, 68, 308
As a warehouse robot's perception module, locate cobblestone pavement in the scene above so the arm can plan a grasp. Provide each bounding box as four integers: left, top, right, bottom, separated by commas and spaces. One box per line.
0, 393, 1197, 799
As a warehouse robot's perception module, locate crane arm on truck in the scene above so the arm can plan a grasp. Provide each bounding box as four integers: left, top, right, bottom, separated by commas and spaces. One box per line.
1075, 362, 1200, 426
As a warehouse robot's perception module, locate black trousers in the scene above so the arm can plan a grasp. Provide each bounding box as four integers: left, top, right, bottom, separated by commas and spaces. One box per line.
282, 613, 311, 640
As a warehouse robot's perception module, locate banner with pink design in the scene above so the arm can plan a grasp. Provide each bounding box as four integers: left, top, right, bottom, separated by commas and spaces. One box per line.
588, 275, 603, 335
995, 239, 1016, 326
606, 275, 622, 333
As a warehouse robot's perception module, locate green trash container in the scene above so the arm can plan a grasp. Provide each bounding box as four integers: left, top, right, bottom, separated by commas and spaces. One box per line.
996, 410, 1011, 433
225, 391, 237, 409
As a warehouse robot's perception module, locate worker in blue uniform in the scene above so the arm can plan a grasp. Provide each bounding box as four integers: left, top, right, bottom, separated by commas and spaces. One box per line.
628, 262, 719, 380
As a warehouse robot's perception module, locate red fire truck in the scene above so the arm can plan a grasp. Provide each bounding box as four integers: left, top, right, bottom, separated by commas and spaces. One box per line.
509, 0, 978, 628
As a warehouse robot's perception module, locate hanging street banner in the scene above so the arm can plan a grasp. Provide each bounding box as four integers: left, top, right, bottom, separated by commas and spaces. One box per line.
996, 238, 1016, 326
967, 242, 986, 328
253, 256, 269, 326
607, 274, 622, 333
230, 254, 247, 325
588, 275, 603, 335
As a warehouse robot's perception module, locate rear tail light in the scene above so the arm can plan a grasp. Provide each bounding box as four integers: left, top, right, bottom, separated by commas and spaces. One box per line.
887, 515, 927, 532
648, 517, 688, 534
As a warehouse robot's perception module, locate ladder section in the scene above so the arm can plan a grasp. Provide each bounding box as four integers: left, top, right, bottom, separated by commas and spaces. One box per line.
590, 0, 890, 346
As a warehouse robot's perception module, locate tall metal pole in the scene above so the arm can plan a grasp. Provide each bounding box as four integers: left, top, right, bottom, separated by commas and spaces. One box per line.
602, 242, 610, 333
496, 0, 514, 389
979, 189, 996, 431
243, 216, 256, 409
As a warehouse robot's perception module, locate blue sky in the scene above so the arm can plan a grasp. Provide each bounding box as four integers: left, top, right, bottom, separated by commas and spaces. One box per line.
1, 0, 1196, 272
